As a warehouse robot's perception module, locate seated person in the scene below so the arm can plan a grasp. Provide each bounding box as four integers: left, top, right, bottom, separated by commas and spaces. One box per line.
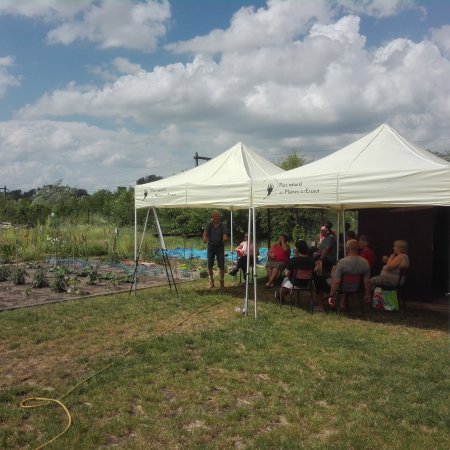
278, 240, 315, 302
265, 234, 290, 288
358, 235, 376, 269
339, 223, 355, 258
370, 240, 409, 289
328, 239, 371, 308
229, 233, 259, 277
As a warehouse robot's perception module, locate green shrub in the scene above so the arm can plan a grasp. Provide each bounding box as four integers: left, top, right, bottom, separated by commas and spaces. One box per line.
0, 265, 11, 282
85, 243, 108, 257
32, 268, 50, 288
11, 267, 27, 285
50, 267, 67, 292
67, 276, 81, 294
0, 243, 14, 263
85, 265, 98, 285
77, 264, 98, 284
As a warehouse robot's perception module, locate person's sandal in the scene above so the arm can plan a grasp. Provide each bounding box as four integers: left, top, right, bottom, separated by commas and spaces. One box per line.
208, 278, 214, 289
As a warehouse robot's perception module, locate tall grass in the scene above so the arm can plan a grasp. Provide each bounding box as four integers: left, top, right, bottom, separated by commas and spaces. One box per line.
0, 223, 209, 264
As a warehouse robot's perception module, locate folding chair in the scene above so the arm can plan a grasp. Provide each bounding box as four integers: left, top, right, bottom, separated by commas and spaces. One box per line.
289, 269, 315, 312
276, 269, 313, 311
238, 264, 254, 284
336, 273, 364, 316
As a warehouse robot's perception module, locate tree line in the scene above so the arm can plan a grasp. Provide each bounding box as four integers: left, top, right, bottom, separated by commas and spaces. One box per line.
0, 152, 352, 243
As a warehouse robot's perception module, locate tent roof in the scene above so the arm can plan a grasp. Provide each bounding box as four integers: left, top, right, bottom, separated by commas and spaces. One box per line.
253, 123, 450, 209
135, 142, 284, 210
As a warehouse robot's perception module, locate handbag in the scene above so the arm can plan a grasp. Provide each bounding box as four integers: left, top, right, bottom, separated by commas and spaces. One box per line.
372, 287, 399, 311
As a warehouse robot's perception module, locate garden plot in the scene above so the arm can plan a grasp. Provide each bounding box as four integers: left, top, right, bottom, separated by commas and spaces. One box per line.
0, 258, 197, 311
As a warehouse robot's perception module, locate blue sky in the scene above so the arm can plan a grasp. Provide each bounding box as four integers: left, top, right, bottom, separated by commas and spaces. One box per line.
1, 0, 450, 192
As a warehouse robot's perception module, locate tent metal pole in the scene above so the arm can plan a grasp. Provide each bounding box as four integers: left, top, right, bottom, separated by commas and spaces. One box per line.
336, 209, 341, 262
252, 207, 257, 319
129, 207, 150, 295
243, 207, 251, 315
160, 248, 179, 297
153, 207, 179, 297
134, 207, 137, 263
230, 211, 234, 263
152, 207, 166, 250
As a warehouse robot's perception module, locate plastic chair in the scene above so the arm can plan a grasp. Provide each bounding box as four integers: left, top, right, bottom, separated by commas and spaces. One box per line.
336, 273, 365, 316
275, 269, 314, 311
288, 269, 315, 312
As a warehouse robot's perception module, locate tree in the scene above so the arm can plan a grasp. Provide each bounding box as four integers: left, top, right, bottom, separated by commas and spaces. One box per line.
110, 187, 134, 227
277, 151, 306, 170
431, 149, 450, 162
32, 180, 88, 209
136, 174, 163, 185
256, 149, 324, 244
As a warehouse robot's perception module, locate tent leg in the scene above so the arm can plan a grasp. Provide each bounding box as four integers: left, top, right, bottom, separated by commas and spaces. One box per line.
243, 207, 251, 315
129, 208, 150, 296
252, 207, 257, 319
161, 248, 179, 298
230, 211, 234, 264
153, 208, 179, 298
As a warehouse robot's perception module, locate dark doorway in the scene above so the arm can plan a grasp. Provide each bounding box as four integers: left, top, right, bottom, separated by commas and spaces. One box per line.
432, 207, 450, 300
358, 207, 449, 302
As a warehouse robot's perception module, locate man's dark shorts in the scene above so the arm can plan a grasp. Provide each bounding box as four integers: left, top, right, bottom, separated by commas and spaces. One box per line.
207, 244, 225, 270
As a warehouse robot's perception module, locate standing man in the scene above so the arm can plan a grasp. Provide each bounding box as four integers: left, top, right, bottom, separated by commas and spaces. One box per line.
203, 210, 228, 288
317, 224, 337, 273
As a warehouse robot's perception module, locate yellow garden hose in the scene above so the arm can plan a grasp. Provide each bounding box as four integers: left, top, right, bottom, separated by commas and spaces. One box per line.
20, 298, 223, 449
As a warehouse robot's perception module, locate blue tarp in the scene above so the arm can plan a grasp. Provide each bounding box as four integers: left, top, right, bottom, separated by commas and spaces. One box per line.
163, 247, 270, 264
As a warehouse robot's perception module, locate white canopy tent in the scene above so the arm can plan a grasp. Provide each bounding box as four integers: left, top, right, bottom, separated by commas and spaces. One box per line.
134, 142, 285, 317
253, 123, 450, 297
253, 123, 450, 210
135, 142, 284, 210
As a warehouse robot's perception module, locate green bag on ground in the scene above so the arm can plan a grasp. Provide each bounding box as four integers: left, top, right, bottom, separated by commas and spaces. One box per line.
372, 287, 399, 311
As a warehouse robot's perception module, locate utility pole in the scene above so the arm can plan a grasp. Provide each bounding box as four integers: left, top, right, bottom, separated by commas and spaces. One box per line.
193, 152, 211, 166
0, 186, 7, 199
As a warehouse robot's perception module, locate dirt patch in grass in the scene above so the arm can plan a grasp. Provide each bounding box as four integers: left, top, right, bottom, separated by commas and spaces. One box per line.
0, 260, 196, 311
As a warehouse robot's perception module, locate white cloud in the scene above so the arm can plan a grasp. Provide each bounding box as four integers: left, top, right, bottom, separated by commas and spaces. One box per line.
46, 0, 171, 51
113, 57, 143, 75
3, 1, 450, 191
87, 64, 118, 82
0, 119, 212, 191
159, 124, 182, 145
0, 55, 21, 97
0, 0, 171, 52
14, 4, 450, 151
429, 25, 450, 57
0, 0, 91, 20
87, 57, 143, 82
167, 0, 331, 54
336, 0, 425, 19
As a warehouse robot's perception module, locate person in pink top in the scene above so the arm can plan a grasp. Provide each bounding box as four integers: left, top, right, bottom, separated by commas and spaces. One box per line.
265, 234, 290, 288
229, 233, 259, 277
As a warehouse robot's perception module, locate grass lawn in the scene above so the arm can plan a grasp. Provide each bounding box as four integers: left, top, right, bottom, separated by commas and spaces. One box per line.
1, 278, 449, 449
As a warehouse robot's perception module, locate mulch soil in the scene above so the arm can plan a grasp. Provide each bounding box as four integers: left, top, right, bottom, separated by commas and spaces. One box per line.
0, 260, 194, 311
